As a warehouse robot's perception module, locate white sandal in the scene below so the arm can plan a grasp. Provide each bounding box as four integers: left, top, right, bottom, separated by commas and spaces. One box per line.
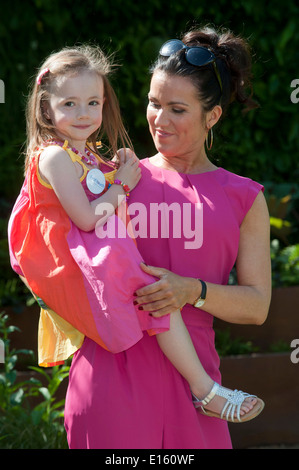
191, 382, 265, 423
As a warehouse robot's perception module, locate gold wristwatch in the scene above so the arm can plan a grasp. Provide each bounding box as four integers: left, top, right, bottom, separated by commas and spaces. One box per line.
193, 279, 207, 308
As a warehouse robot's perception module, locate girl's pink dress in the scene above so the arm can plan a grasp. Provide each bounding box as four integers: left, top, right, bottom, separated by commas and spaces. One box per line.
64, 158, 263, 449
8, 148, 169, 365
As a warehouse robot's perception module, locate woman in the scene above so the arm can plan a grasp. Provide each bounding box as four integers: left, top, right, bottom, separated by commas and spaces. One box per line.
64, 26, 271, 449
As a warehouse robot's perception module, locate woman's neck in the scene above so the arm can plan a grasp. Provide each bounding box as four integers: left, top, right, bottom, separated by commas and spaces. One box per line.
149, 152, 217, 175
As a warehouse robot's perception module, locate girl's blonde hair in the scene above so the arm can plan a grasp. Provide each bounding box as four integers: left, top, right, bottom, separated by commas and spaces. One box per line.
25, 44, 132, 171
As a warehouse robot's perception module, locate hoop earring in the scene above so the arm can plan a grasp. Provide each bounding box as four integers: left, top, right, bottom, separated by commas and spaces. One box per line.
205, 127, 213, 151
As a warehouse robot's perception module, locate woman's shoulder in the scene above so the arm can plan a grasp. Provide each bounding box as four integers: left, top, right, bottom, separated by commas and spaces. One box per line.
138, 157, 156, 179
215, 167, 261, 187
214, 168, 264, 223
139, 157, 150, 169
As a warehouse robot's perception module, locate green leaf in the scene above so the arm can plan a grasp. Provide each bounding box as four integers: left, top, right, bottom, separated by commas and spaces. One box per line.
270, 217, 291, 229
38, 387, 51, 401
10, 388, 24, 405
30, 407, 44, 426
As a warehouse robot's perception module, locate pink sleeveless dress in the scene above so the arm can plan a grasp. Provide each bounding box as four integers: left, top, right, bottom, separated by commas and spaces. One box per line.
64, 158, 263, 449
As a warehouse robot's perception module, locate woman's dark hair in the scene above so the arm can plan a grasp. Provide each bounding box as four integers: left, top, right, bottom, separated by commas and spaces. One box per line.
151, 26, 258, 116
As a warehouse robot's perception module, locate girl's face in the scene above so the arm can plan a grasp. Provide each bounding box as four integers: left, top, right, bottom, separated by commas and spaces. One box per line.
45, 71, 105, 148
147, 71, 208, 161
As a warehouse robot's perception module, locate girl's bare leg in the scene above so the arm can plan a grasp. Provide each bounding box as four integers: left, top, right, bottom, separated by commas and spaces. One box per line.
156, 309, 257, 417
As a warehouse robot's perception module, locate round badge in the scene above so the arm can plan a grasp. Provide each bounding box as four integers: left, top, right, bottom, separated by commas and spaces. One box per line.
86, 169, 106, 194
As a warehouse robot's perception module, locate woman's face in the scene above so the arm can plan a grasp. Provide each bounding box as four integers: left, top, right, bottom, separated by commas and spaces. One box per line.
147, 70, 207, 160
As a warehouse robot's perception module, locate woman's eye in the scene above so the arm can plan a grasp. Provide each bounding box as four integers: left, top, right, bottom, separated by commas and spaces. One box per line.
172, 108, 185, 114
149, 101, 160, 109
65, 101, 75, 107
89, 100, 99, 106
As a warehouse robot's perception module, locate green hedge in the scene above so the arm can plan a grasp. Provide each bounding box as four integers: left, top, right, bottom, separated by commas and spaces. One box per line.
1, 0, 298, 202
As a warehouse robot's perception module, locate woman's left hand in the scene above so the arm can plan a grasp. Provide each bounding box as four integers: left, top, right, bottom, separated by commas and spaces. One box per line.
134, 263, 195, 317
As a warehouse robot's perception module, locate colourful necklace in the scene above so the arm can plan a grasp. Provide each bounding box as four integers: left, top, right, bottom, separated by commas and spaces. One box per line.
46, 139, 99, 166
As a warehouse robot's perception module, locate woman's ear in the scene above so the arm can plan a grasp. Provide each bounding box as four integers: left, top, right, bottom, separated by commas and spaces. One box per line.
206, 105, 222, 130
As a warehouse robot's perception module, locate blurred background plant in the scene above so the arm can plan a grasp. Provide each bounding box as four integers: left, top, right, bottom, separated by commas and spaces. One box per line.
0, 313, 69, 449
271, 240, 299, 287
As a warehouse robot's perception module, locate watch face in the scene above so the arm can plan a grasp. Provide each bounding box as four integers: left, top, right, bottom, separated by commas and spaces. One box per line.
194, 299, 205, 308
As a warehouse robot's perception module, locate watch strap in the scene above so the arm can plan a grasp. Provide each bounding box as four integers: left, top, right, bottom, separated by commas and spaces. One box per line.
193, 279, 207, 306
198, 279, 207, 300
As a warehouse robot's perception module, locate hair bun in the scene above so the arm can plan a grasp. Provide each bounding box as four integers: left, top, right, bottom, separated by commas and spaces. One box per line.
182, 26, 259, 112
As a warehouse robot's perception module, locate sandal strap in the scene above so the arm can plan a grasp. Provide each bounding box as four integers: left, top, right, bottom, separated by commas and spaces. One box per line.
191, 382, 219, 407
214, 384, 256, 422
201, 382, 219, 406
192, 382, 257, 423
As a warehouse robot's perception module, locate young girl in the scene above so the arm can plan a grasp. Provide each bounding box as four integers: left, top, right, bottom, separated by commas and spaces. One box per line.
8, 44, 264, 424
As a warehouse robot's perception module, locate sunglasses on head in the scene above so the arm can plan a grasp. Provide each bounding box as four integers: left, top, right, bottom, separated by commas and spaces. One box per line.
159, 39, 222, 93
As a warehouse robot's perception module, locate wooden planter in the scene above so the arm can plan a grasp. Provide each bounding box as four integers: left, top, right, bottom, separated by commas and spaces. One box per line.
215, 286, 299, 448
220, 353, 299, 448
214, 286, 299, 351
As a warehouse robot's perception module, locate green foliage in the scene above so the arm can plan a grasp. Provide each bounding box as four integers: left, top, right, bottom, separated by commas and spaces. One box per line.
0, 1, 298, 287
271, 240, 299, 287
215, 327, 259, 357
0, 277, 35, 313
0, 313, 69, 449
0, 0, 298, 201
264, 182, 299, 246
215, 327, 292, 357
268, 340, 291, 354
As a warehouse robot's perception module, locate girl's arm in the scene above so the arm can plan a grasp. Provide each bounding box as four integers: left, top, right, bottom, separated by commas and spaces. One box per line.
134, 191, 272, 326
38, 146, 140, 232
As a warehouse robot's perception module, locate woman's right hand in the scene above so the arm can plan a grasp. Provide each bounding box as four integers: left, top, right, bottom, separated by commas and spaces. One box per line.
134, 263, 198, 316
114, 155, 141, 191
